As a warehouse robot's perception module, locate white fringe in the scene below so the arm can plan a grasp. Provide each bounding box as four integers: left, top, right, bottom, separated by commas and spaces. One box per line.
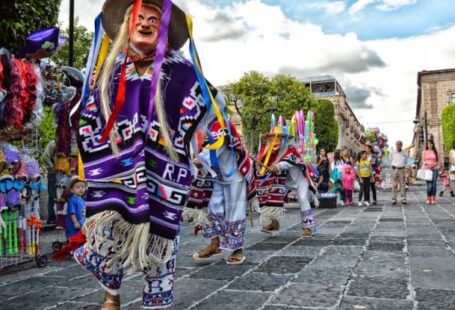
182, 207, 211, 226
84, 211, 174, 275
309, 191, 320, 208
259, 207, 284, 226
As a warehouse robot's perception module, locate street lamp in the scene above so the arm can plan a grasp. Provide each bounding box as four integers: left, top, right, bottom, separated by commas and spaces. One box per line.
69, 0, 74, 67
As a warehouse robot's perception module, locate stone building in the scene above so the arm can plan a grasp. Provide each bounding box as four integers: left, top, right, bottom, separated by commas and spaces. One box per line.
302, 75, 364, 152
412, 68, 455, 164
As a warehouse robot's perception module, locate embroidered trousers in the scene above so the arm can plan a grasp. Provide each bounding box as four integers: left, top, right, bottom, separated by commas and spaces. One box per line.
201, 180, 247, 251
295, 177, 316, 233
74, 224, 179, 310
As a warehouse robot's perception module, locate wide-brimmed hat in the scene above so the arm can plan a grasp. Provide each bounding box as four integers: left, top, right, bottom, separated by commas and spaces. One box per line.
265, 132, 294, 140
102, 0, 189, 50
19, 27, 66, 59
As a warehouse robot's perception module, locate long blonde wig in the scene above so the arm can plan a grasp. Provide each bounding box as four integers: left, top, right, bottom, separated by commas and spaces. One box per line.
99, 5, 178, 161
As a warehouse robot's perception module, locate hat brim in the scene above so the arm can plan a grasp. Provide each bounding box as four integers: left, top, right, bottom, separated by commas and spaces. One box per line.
265, 133, 294, 139
102, 0, 189, 50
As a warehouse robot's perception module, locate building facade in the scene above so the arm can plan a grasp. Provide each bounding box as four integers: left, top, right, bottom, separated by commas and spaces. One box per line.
302, 75, 364, 152
412, 69, 455, 164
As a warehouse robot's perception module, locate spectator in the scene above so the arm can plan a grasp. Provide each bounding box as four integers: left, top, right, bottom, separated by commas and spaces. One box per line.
43, 140, 57, 224
391, 140, 408, 205
366, 144, 379, 205
439, 168, 454, 197
331, 150, 345, 205
357, 150, 373, 206
342, 165, 356, 206
341, 147, 354, 166
421, 140, 439, 205
450, 140, 455, 196
317, 149, 331, 193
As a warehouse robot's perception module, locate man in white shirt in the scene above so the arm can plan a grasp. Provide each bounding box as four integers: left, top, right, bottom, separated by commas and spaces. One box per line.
391, 141, 408, 205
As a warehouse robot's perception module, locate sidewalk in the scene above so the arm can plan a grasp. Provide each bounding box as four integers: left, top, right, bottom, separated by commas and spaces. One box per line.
1, 184, 455, 310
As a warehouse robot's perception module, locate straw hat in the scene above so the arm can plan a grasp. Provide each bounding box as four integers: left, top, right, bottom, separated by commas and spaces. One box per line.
66, 175, 86, 193
102, 0, 189, 50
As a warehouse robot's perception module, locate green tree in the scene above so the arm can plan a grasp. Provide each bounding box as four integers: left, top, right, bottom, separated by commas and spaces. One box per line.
0, 0, 62, 53
51, 18, 93, 70
442, 104, 455, 155
38, 107, 56, 163
314, 99, 339, 152
224, 71, 318, 152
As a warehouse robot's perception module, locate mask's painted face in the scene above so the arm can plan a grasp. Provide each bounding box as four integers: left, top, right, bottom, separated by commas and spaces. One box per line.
272, 137, 283, 153
129, 5, 161, 53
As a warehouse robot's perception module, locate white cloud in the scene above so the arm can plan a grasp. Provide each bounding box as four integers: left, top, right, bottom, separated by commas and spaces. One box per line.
59, 0, 455, 147
349, 0, 376, 15
309, 1, 347, 15
348, 0, 416, 14
376, 0, 417, 11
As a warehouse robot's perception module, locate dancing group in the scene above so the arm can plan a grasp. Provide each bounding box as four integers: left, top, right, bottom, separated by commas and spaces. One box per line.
69, 0, 317, 309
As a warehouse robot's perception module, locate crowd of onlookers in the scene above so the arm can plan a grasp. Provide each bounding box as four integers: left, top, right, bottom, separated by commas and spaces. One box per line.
315, 139, 455, 206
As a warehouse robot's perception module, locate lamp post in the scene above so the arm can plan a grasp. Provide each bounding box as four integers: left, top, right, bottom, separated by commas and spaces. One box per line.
69, 0, 74, 67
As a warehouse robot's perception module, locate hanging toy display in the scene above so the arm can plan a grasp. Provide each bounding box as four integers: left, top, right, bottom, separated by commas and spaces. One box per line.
291, 110, 318, 164
0, 26, 67, 270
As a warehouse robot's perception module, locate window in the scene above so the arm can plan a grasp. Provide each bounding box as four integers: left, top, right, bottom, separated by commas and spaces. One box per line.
451, 93, 455, 104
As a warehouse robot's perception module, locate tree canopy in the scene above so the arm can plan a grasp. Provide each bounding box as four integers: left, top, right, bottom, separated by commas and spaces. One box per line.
51, 18, 93, 70
0, 0, 62, 53
223, 71, 339, 153
442, 104, 455, 155
313, 99, 339, 152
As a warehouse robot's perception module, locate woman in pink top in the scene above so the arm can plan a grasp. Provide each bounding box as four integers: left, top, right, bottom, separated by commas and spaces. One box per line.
342, 165, 356, 206
422, 140, 439, 205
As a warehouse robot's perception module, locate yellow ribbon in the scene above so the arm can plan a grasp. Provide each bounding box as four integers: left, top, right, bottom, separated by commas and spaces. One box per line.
78, 152, 85, 180
260, 127, 281, 175
186, 16, 226, 150
91, 35, 110, 89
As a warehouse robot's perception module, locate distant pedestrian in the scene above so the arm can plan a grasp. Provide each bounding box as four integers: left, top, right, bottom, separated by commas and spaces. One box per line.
391, 140, 408, 205
449, 140, 455, 195
43, 140, 57, 224
422, 140, 439, 205
357, 150, 373, 206
341, 147, 355, 166
342, 165, 356, 206
366, 144, 379, 205
317, 149, 331, 193
331, 150, 345, 205
439, 169, 454, 197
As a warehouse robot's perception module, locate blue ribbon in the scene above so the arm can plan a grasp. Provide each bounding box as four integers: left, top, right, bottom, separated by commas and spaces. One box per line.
77, 13, 104, 112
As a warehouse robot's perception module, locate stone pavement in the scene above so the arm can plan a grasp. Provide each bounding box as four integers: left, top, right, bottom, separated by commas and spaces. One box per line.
1, 183, 455, 310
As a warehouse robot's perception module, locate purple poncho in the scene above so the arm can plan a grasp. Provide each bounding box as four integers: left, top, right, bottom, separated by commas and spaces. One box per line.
77, 51, 220, 242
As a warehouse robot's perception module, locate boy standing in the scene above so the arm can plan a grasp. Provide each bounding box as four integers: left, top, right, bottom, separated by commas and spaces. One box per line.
65, 176, 86, 239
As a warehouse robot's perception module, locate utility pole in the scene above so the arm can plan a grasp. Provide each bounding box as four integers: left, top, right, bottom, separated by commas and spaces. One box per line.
69, 0, 74, 67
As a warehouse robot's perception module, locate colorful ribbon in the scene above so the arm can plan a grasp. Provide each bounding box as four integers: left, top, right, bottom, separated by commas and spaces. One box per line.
186, 16, 227, 151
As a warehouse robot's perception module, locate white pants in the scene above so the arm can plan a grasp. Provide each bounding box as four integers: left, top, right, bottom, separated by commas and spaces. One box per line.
202, 180, 247, 251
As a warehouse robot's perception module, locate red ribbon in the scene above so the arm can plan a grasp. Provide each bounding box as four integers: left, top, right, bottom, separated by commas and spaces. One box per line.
130, 0, 142, 36
99, 0, 141, 145
98, 52, 129, 144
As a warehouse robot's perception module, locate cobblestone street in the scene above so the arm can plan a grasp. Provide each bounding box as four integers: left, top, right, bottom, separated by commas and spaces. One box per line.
2, 184, 455, 310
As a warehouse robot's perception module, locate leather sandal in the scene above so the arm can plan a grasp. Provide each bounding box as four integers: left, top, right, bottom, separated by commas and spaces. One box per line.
227, 251, 246, 265
192, 245, 222, 260
101, 292, 120, 310
302, 228, 313, 238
